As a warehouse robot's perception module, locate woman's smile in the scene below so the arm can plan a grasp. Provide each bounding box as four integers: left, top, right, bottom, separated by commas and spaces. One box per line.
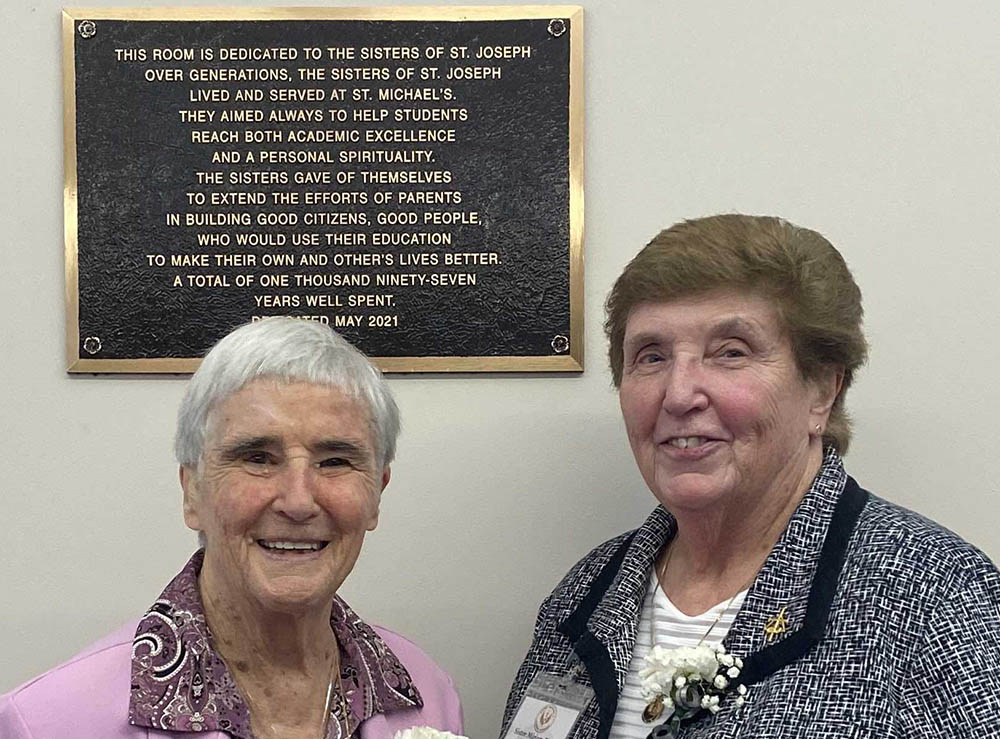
254, 538, 330, 562
658, 437, 723, 459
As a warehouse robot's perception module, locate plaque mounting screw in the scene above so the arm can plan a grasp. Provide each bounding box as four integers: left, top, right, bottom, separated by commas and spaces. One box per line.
547, 19, 567, 38
551, 334, 570, 354
78, 20, 97, 39
83, 336, 102, 355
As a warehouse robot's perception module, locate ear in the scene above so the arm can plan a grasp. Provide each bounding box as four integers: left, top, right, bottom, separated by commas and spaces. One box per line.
180, 466, 203, 532
367, 465, 391, 532
809, 366, 844, 430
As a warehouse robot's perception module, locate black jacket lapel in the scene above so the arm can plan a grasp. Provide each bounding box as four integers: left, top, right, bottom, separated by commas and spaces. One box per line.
557, 533, 635, 739
556, 506, 676, 739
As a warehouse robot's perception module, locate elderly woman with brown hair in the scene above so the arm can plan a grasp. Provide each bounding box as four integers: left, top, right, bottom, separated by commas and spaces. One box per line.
501, 215, 1000, 739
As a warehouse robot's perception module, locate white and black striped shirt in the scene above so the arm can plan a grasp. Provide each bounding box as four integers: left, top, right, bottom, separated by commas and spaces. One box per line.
609, 576, 746, 739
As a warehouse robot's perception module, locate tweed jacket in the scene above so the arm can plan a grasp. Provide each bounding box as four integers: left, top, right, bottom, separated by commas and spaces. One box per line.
501, 451, 1000, 738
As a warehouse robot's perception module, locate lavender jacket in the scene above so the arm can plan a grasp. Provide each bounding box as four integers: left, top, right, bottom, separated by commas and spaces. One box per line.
0, 621, 463, 739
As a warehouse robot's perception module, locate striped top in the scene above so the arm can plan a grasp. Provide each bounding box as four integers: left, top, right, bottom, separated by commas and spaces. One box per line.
608, 575, 747, 739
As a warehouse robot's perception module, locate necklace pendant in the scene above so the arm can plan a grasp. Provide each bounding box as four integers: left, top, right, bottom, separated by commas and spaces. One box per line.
642, 694, 665, 723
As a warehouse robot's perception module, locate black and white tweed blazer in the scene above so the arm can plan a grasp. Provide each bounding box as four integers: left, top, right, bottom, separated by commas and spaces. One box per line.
500, 450, 1000, 738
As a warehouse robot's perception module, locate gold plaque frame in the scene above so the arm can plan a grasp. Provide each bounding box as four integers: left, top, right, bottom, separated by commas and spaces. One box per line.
63, 6, 584, 374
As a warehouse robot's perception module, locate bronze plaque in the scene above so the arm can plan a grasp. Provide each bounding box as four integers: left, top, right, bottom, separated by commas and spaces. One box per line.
64, 7, 583, 373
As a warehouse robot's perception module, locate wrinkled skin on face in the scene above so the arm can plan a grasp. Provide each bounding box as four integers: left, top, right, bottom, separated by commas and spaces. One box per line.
182, 380, 389, 617
618, 290, 838, 519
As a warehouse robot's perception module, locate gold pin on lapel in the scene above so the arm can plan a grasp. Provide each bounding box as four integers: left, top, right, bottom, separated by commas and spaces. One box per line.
763, 606, 789, 643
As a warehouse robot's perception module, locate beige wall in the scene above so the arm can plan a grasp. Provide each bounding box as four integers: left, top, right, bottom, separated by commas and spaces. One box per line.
3, 2, 999, 738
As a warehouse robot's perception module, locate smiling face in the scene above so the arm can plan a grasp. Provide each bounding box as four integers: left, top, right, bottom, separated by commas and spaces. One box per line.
181, 379, 388, 616
618, 290, 836, 515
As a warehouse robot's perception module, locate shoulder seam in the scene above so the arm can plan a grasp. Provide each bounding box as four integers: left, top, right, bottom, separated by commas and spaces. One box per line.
7, 634, 133, 696
858, 496, 996, 573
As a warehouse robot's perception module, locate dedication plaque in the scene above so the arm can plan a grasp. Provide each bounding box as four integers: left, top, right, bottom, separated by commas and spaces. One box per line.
64, 6, 583, 373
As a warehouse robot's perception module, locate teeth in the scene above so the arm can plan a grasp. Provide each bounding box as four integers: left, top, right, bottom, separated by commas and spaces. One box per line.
668, 437, 708, 449
258, 540, 324, 551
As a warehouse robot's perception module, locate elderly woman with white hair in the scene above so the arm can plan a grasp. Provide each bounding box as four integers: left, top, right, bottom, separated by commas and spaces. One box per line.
0, 318, 463, 739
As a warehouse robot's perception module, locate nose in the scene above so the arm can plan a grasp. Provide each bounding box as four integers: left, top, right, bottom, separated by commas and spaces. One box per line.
272, 460, 322, 523
660, 355, 709, 416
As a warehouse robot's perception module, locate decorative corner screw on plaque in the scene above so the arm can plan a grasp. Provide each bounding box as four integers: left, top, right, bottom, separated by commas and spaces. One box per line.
78, 20, 97, 39
551, 334, 570, 354
83, 336, 102, 355
547, 19, 567, 38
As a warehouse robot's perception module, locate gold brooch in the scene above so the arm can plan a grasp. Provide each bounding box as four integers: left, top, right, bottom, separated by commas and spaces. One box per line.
763, 607, 789, 643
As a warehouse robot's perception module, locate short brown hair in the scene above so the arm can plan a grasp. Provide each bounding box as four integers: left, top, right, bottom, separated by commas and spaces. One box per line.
604, 214, 867, 453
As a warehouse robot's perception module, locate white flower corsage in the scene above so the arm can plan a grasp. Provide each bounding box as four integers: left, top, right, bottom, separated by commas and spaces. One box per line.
393, 727, 468, 739
639, 644, 748, 737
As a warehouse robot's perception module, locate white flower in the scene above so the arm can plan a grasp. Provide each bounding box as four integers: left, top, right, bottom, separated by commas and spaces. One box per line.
394, 728, 467, 739
640, 647, 678, 690
639, 673, 673, 699
641, 644, 719, 694
735, 696, 746, 707
639, 683, 661, 701
640, 643, 749, 726
680, 645, 722, 679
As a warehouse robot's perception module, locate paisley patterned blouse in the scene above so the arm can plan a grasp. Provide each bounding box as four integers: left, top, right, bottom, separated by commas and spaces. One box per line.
129, 550, 423, 738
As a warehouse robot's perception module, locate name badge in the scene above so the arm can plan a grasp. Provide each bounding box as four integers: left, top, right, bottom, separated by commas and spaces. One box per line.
503, 670, 594, 739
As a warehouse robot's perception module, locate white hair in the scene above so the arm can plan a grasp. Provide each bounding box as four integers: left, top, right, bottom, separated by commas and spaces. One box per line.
174, 318, 400, 470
